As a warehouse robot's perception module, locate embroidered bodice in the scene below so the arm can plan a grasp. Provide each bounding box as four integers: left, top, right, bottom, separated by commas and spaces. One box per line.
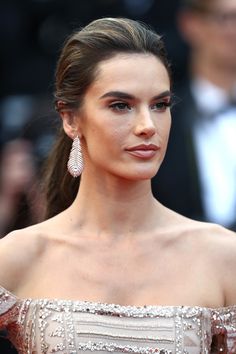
0, 286, 236, 354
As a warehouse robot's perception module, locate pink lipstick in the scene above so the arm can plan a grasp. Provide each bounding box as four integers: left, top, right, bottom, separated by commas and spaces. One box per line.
125, 144, 159, 159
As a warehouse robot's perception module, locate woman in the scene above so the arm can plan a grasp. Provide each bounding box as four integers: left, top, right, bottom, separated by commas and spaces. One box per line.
0, 17, 235, 354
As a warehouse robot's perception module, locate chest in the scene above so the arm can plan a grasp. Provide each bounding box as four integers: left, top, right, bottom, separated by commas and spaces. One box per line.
19, 242, 222, 307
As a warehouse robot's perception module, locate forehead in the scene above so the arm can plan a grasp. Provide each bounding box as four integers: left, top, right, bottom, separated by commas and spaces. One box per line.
89, 53, 170, 97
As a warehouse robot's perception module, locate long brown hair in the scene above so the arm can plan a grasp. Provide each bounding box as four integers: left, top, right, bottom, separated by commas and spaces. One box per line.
43, 17, 171, 219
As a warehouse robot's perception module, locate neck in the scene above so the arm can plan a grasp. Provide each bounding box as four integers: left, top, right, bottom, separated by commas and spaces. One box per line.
191, 52, 236, 92
67, 172, 164, 240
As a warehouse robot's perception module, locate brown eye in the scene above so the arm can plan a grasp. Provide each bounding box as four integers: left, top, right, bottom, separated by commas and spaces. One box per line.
109, 102, 132, 112
151, 101, 171, 111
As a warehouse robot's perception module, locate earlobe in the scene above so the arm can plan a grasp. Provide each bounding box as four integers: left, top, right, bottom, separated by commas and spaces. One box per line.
60, 109, 82, 139
57, 99, 82, 138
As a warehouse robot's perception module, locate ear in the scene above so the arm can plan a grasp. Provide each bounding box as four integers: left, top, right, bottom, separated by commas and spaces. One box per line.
59, 106, 82, 139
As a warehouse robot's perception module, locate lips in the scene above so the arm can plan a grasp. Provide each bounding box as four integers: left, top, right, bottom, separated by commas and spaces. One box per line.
127, 144, 159, 151
125, 144, 160, 159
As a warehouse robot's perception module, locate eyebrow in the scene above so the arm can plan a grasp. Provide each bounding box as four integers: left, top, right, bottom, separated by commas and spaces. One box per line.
99, 90, 171, 100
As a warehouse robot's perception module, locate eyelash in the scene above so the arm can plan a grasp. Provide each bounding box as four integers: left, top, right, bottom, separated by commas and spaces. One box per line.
109, 102, 132, 112
151, 101, 172, 111
109, 101, 172, 112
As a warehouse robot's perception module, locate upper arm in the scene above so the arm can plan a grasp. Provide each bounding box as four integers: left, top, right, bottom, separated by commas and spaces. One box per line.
0, 231, 27, 291
224, 249, 236, 306
217, 229, 236, 306
0, 232, 25, 330
0, 229, 42, 292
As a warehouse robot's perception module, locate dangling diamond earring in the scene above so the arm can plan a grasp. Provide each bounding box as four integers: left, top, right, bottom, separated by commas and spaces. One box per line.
67, 136, 84, 177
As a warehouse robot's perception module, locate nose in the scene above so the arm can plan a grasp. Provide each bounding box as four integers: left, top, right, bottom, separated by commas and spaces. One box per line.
134, 108, 156, 138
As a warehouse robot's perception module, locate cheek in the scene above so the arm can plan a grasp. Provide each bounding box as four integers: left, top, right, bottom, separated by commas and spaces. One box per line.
98, 116, 131, 142
108, 125, 128, 142
84, 121, 129, 156
158, 116, 171, 139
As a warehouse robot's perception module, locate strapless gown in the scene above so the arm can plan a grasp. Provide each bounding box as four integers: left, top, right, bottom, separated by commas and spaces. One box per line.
0, 286, 236, 354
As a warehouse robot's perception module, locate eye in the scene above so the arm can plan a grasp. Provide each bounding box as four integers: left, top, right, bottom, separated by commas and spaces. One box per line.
109, 102, 132, 112
151, 101, 171, 112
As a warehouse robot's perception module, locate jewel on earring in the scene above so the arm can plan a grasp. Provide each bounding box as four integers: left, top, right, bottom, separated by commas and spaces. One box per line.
67, 136, 84, 177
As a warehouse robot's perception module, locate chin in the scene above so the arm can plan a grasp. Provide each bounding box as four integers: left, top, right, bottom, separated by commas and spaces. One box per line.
122, 168, 159, 181
110, 161, 161, 181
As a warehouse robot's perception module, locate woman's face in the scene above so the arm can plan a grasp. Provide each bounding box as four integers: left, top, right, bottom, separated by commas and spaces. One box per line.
78, 53, 171, 181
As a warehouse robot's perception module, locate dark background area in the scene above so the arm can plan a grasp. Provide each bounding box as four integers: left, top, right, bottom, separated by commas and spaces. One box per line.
0, 0, 187, 99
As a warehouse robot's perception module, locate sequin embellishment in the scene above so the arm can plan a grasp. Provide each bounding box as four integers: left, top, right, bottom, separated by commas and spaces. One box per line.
0, 287, 236, 354
77, 341, 172, 354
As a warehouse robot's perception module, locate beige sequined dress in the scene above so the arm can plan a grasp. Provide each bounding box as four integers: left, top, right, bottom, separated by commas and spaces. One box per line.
0, 286, 236, 354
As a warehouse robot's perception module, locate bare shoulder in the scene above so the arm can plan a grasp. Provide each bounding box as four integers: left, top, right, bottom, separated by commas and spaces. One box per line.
167, 208, 235, 248
178, 218, 236, 258
180, 220, 236, 305
205, 224, 236, 305
0, 223, 48, 292
204, 224, 236, 306
191, 221, 236, 256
